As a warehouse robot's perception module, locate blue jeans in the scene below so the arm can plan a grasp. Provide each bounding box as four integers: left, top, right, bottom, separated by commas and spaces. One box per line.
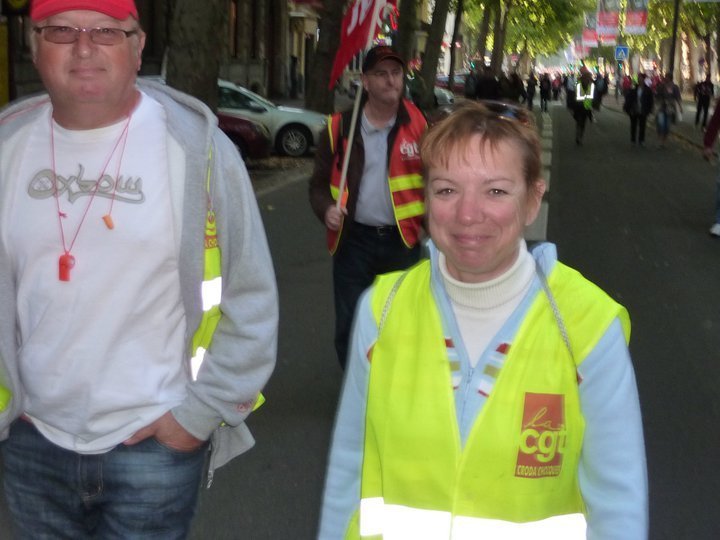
333, 222, 422, 368
1, 420, 207, 539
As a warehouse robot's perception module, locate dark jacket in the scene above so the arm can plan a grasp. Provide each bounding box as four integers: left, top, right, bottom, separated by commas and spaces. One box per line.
623, 84, 654, 117
309, 97, 424, 231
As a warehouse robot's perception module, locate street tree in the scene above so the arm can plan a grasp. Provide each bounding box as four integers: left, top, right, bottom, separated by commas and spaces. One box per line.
504, 0, 591, 61
165, 0, 226, 111
474, 2, 493, 65
396, 0, 420, 65
490, 0, 510, 75
419, 0, 452, 109
306, 0, 346, 114
447, 0, 465, 94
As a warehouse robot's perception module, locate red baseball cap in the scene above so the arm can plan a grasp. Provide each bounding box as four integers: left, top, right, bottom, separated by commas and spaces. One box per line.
30, 0, 139, 22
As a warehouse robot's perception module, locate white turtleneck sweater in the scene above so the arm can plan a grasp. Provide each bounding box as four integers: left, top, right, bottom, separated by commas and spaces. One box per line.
439, 241, 534, 367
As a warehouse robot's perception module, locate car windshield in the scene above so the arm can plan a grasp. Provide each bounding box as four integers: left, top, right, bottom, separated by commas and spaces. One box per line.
219, 83, 277, 110
240, 86, 276, 108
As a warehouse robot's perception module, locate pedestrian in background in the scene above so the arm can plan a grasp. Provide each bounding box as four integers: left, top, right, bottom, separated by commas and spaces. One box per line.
655, 73, 683, 147
539, 73, 552, 112
318, 100, 647, 539
475, 64, 500, 101
701, 97, 720, 237
551, 72, 562, 101
464, 65, 479, 99
624, 73, 654, 147
592, 69, 608, 113
0, 0, 278, 538
694, 73, 714, 130
574, 68, 595, 145
526, 71, 538, 111
309, 45, 427, 368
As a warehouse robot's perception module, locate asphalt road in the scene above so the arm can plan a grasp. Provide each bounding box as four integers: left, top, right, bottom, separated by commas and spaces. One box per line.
1, 99, 719, 539
546, 99, 720, 539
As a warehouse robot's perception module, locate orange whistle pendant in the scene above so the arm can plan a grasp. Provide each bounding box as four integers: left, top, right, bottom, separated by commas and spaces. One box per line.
102, 215, 114, 229
59, 253, 75, 282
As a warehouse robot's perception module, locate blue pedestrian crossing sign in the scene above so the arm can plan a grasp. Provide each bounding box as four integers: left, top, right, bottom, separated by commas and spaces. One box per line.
615, 46, 629, 61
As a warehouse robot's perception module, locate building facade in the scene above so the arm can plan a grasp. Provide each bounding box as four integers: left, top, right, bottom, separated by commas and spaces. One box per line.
0, 0, 317, 103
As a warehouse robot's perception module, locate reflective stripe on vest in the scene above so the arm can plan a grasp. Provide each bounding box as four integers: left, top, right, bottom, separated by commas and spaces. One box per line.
326, 101, 426, 254
190, 146, 264, 411
576, 83, 595, 110
360, 497, 586, 539
347, 259, 630, 538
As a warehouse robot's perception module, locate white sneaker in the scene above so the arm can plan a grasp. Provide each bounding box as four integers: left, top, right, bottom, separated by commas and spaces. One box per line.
710, 223, 720, 237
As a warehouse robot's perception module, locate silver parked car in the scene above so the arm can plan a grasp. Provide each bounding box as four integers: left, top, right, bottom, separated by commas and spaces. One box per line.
218, 79, 327, 157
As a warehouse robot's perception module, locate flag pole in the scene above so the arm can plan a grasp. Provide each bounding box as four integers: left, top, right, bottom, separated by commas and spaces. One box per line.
335, 0, 387, 210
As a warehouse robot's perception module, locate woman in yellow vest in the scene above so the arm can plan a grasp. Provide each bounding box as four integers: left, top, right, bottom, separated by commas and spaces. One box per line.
319, 101, 647, 539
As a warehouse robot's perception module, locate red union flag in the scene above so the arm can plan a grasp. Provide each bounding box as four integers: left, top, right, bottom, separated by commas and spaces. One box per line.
327, 0, 397, 89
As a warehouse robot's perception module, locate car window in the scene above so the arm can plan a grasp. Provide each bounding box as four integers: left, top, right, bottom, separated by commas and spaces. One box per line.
219, 87, 255, 110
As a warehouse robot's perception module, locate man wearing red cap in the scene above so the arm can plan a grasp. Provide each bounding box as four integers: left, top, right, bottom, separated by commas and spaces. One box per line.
0, 1, 278, 537
309, 45, 427, 369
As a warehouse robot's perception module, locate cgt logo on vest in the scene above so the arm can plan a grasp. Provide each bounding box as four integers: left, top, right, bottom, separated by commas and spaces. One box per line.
515, 393, 567, 478
399, 139, 420, 161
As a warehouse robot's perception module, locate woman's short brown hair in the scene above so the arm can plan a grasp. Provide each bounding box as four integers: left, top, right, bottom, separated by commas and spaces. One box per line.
421, 101, 542, 189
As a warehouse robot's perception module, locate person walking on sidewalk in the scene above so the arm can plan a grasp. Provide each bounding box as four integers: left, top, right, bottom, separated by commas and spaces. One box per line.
309, 45, 427, 368
623, 73, 654, 147
655, 73, 683, 147
701, 98, 720, 236
0, 0, 279, 538
694, 74, 714, 130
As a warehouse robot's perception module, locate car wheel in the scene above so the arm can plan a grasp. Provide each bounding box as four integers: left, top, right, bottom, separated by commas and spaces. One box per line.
277, 125, 311, 157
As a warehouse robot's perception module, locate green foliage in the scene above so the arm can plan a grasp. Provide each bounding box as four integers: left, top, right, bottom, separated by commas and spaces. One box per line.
464, 0, 594, 58
623, 0, 720, 57
461, 0, 720, 67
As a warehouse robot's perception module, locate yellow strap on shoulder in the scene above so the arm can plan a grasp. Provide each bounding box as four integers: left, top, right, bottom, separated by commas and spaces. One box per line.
0, 384, 10, 412
196, 146, 265, 412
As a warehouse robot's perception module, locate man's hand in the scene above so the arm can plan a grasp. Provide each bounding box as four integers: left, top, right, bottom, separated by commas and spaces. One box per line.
704, 147, 714, 162
124, 411, 205, 452
324, 205, 347, 231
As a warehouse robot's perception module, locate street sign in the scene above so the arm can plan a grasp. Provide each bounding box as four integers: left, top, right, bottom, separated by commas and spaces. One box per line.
615, 46, 629, 61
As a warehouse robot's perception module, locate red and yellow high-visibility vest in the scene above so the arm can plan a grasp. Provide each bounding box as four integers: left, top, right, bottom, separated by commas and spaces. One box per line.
343, 258, 629, 538
326, 100, 426, 255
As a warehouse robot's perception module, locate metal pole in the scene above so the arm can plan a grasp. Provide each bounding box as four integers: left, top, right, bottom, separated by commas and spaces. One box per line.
668, 0, 681, 78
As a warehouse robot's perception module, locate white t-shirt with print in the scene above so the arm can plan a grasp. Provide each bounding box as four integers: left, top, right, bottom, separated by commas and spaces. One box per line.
1, 92, 188, 453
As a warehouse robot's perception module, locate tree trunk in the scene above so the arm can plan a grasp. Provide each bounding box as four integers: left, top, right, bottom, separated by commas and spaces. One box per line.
490, 0, 512, 75
166, 0, 226, 111
419, 0, 452, 110
305, 0, 345, 114
716, 12, 720, 79
704, 34, 712, 78
476, 3, 492, 65
447, 0, 464, 95
490, 0, 502, 74
396, 0, 419, 65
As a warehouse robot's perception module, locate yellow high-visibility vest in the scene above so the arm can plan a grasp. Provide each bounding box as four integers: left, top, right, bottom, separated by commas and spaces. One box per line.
190, 147, 264, 410
343, 258, 629, 539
